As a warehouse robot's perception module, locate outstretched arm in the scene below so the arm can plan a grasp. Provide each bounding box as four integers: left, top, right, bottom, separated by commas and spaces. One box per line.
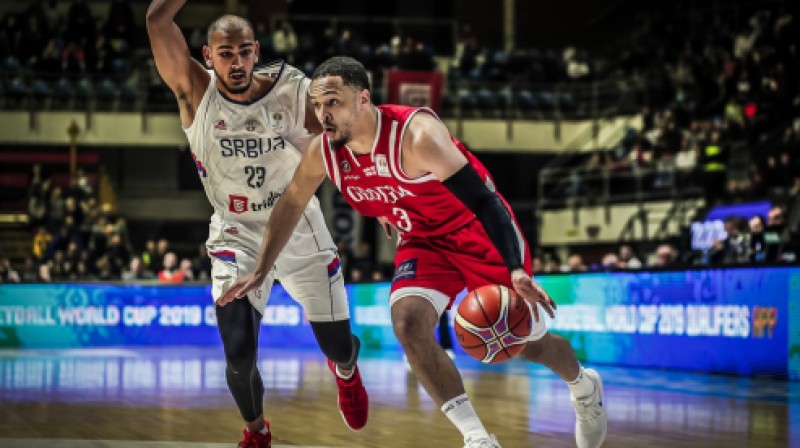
146, 0, 209, 126
403, 114, 556, 321
218, 135, 328, 305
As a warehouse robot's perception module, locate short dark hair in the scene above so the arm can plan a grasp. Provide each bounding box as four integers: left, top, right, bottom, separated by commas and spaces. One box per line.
207, 15, 254, 43
312, 56, 371, 91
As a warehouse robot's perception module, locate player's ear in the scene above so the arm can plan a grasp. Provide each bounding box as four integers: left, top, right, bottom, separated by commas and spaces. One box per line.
202, 45, 213, 68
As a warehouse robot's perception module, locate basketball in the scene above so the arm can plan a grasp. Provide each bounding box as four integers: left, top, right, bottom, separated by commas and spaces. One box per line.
454, 284, 532, 363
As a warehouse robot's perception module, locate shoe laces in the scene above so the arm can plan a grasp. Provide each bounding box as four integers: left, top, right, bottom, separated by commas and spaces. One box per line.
339, 374, 366, 404
238, 429, 258, 448
238, 429, 268, 448
573, 395, 603, 425
464, 435, 500, 448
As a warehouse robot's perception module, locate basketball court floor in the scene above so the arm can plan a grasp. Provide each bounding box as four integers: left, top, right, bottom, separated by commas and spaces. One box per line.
0, 347, 797, 448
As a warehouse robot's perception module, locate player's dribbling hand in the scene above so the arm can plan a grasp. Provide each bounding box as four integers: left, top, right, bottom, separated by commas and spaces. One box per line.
217, 271, 265, 306
510, 269, 556, 322
377, 216, 395, 239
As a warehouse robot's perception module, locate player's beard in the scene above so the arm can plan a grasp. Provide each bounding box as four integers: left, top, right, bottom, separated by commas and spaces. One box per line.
328, 128, 352, 149
214, 68, 251, 94
326, 108, 358, 148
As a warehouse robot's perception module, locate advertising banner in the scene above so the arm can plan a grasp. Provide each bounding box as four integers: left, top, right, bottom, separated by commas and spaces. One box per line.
1, 266, 798, 378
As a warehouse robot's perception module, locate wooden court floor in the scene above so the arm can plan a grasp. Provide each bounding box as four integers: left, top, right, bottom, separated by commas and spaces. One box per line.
0, 347, 797, 448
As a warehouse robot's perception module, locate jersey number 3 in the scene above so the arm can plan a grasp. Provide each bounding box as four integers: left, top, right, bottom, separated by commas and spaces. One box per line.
392, 207, 412, 233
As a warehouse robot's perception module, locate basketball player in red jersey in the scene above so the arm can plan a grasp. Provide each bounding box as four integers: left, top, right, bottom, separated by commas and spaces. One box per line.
220, 56, 607, 448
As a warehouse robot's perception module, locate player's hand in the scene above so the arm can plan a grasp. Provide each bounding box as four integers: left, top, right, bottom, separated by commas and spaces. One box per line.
377, 216, 395, 239
217, 271, 265, 306
510, 269, 556, 322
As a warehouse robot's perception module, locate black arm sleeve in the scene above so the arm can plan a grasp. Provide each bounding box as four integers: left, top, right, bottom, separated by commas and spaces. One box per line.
442, 164, 524, 272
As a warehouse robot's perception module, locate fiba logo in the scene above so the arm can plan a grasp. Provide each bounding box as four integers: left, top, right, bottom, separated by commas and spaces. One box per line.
340, 160, 352, 173
399, 83, 432, 107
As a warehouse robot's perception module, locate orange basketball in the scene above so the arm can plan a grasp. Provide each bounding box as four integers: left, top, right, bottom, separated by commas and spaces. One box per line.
454, 284, 532, 363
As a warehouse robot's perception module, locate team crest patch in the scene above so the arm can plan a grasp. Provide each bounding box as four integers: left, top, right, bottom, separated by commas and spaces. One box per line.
340, 160, 352, 173
375, 154, 390, 177
229, 195, 249, 214
393, 258, 417, 281
269, 110, 287, 133
244, 119, 257, 132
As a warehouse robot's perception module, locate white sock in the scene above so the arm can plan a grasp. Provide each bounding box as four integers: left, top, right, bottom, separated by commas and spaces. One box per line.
336, 365, 354, 381
258, 425, 269, 435
567, 367, 595, 399
441, 393, 490, 440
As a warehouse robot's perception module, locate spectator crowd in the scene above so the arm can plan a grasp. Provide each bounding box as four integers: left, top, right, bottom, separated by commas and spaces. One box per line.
1, 1, 798, 284
0, 163, 211, 284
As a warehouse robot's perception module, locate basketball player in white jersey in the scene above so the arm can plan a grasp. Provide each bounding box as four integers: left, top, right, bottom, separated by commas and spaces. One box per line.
146, 3, 368, 447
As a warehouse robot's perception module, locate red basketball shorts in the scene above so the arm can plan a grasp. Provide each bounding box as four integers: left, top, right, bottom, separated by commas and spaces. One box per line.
389, 219, 532, 314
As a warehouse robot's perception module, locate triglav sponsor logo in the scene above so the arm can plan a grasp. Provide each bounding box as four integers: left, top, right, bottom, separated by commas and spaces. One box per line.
251, 191, 283, 211
228, 192, 284, 214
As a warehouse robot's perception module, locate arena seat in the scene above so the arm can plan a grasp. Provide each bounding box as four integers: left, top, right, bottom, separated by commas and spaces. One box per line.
96, 78, 119, 109
31, 79, 51, 102
538, 91, 555, 111
119, 82, 140, 110
2, 56, 21, 74
441, 91, 455, 116
516, 90, 538, 116
6, 77, 27, 105
53, 78, 73, 100
558, 91, 577, 113
458, 89, 479, 117
73, 77, 93, 107
495, 89, 511, 117
475, 88, 498, 112
110, 58, 130, 75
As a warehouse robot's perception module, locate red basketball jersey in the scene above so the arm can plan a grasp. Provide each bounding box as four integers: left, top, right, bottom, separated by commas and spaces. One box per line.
320, 105, 503, 238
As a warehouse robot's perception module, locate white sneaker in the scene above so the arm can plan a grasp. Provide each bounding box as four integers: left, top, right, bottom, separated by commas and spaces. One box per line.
464, 434, 501, 448
572, 368, 607, 448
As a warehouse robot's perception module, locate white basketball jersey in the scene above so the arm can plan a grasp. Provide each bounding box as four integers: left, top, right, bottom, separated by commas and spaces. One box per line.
183, 61, 315, 244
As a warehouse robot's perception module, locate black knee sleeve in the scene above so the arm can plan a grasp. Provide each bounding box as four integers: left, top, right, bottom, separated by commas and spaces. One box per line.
438, 312, 453, 350
310, 319, 359, 369
216, 298, 264, 422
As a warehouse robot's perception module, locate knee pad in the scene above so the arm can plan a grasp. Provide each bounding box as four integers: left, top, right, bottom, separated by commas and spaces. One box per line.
310, 320, 359, 368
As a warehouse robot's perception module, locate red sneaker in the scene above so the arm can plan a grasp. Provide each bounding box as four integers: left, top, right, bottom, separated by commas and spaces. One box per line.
327, 359, 369, 430
238, 420, 272, 448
